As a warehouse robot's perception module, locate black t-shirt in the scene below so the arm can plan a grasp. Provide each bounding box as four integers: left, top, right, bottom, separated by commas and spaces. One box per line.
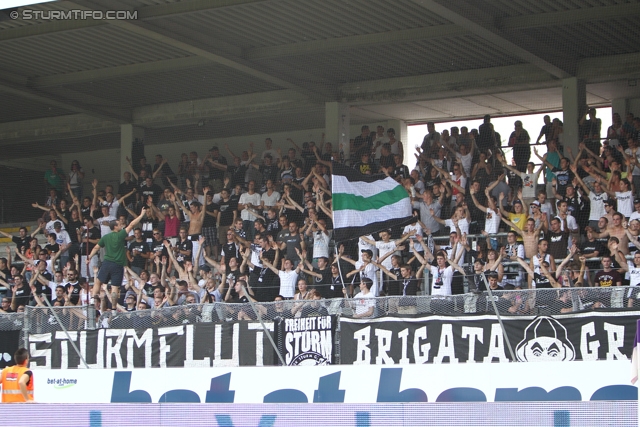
203, 202, 219, 228
580, 240, 603, 268
218, 198, 237, 227
67, 219, 82, 244
12, 285, 31, 307
32, 281, 52, 302
221, 242, 240, 269
141, 184, 163, 204
259, 164, 279, 187
311, 267, 333, 299
118, 180, 137, 205
128, 240, 149, 269
227, 165, 248, 188
553, 168, 574, 197
12, 236, 32, 259
300, 303, 329, 318
547, 230, 569, 260
80, 226, 101, 253
175, 239, 193, 266
150, 239, 170, 260
44, 243, 60, 256
533, 272, 553, 289
65, 282, 81, 305
209, 156, 227, 181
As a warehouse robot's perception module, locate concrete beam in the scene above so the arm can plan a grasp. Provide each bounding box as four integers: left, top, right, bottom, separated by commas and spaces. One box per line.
132, 90, 314, 125
66, 0, 330, 102
500, 3, 640, 30
0, 79, 130, 123
339, 64, 557, 104
244, 24, 466, 60
410, 0, 569, 79
30, 56, 211, 88
577, 53, 640, 81
0, 114, 120, 144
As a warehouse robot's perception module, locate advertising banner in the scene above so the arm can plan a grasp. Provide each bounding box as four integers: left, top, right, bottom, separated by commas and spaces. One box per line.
340, 310, 639, 364
28, 322, 276, 369
32, 360, 636, 404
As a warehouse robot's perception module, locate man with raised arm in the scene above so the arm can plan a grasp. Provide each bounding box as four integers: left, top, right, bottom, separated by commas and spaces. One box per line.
87, 208, 147, 301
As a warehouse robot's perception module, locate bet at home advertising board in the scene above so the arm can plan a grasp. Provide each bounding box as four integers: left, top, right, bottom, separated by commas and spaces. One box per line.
33, 360, 636, 403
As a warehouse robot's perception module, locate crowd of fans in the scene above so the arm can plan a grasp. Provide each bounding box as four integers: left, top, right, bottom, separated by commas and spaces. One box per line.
1, 107, 640, 322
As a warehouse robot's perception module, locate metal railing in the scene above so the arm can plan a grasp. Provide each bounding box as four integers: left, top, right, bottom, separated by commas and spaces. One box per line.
0, 287, 632, 336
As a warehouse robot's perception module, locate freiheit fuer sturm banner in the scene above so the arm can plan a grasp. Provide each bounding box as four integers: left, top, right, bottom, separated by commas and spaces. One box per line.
28, 322, 278, 369
340, 309, 639, 364
275, 315, 336, 365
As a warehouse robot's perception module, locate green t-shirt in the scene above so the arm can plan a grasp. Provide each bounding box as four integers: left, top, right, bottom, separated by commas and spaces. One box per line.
98, 229, 128, 266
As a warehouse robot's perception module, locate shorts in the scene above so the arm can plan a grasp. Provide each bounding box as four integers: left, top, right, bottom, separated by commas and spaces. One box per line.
217, 225, 231, 245
202, 227, 218, 247
97, 260, 124, 287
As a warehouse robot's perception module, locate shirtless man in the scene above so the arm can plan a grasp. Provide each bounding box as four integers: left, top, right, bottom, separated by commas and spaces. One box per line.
176, 188, 209, 264
592, 212, 631, 255
501, 216, 545, 259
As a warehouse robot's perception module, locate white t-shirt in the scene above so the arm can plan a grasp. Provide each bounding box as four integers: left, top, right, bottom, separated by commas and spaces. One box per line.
616, 191, 633, 218
430, 265, 453, 296
373, 136, 390, 159
45, 219, 65, 234
485, 208, 501, 234
239, 192, 262, 221
588, 192, 608, 221
403, 223, 423, 253
353, 292, 375, 316
312, 231, 330, 259
456, 152, 473, 176
354, 261, 379, 297
97, 215, 116, 238
260, 191, 281, 213
375, 240, 397, 270
556, 214, 578, 232
278, 270, 298, 298
445, 218, 469, 235
521, 171, 540, 199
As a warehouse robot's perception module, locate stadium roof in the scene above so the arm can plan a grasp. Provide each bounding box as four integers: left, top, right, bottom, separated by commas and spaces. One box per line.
1, 0, 640, 158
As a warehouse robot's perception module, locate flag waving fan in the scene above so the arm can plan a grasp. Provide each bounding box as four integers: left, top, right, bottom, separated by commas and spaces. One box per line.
331, 161, 414, 242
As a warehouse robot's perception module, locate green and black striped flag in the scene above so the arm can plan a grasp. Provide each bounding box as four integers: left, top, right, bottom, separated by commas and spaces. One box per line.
332, 161, 413, 242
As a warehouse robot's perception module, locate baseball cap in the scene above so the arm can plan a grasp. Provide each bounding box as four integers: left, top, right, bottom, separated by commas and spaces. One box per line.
513, 199, 523, 205
531, 200, 541, 207
604, 200, 615, 206
634, 198, 640, 204
199, 265, 211, 273
53, 221, 62, 228
125, 291, 137, 300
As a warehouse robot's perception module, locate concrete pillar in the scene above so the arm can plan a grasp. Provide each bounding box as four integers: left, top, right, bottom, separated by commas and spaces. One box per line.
611, 98, 628, 120
120, 124, 145, 182
386, 120, 408, 164
561, 77, 586, 155
325, 102, 350, 162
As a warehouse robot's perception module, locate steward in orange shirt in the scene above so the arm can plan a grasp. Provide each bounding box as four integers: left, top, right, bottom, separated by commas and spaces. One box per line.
1, 348, 34, 403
